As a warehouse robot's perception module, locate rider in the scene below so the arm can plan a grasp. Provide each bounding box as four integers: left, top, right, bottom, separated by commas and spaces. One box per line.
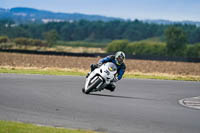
87, 51, 126, 92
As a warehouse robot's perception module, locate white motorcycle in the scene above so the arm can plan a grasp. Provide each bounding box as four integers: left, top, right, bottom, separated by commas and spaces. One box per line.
82, 62, 117, 94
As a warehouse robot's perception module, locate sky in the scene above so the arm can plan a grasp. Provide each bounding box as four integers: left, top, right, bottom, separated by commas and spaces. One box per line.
1, 0, 200, 21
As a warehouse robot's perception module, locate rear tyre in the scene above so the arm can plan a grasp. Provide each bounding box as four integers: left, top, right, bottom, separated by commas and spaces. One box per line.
85, 77, 102, 94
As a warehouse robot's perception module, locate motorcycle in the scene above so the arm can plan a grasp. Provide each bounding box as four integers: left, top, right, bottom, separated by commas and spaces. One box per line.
82, 62, 117, 94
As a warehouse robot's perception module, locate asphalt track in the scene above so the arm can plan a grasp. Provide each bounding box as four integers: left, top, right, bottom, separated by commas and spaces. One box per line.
0, 73, 200, 133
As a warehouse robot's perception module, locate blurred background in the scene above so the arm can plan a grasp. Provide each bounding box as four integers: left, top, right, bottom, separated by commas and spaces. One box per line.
0, 0, 200, 79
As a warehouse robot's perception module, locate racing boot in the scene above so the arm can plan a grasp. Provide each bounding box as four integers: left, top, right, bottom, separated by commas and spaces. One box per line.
105, 82, 116, 92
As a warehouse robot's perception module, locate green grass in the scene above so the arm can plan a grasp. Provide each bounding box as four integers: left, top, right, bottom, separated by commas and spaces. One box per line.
0, 120, 98, 133
0, 67, 199, 81
0, 67, 85, 76
124, 73, 200, 81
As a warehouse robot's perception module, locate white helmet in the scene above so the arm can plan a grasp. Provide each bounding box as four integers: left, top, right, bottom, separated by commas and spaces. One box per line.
115, 51, 125, 65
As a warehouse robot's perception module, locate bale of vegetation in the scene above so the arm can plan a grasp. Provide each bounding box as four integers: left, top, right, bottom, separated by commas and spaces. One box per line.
57, 41, 106, 48
29, 39, 48, 47
126, 41, 167, 56
0, 36, 9, 43
106, 40, 129, 52
14, 37, 47, 47
106, 39, 167, 57
14, 37, 30, 46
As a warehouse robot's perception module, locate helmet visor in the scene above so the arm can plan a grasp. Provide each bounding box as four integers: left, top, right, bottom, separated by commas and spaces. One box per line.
116, 56, 124, 64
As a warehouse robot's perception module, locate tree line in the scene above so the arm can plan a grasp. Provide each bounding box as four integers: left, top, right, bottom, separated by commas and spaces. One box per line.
0, 19, 200, 58
0, 19, 200, 44
107, 26, 200, 58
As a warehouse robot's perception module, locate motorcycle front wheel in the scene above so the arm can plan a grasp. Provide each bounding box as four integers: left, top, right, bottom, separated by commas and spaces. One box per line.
84, 77, 102, 94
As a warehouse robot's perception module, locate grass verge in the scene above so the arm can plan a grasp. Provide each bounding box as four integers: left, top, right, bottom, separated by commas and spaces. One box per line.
0, 67, 86, 76
0, 67, 199, 81
0, 120, 98, 133
124, 72, 200, 81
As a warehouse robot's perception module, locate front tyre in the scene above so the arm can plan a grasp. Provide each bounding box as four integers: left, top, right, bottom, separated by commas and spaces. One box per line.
85, 77, 102, 94
82, 88, 85, 93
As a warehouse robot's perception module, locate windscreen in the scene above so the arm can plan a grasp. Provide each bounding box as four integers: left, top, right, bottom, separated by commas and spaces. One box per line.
106, 63, 117, 72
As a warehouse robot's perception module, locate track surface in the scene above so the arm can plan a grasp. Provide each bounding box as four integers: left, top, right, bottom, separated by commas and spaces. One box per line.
0, 74, 200, 133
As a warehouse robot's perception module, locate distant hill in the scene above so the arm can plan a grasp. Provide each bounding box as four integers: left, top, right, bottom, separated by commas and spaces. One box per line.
144, 19, 200, 27
0, 7, 200, 26
0, 7, 121, 24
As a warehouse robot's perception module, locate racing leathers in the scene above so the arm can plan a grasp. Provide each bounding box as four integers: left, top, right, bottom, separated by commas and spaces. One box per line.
90, 55, 126, 91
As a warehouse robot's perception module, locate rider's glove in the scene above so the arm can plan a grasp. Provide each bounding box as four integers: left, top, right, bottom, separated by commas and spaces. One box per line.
97, 62, 103, 67
112, 76, 118, 82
